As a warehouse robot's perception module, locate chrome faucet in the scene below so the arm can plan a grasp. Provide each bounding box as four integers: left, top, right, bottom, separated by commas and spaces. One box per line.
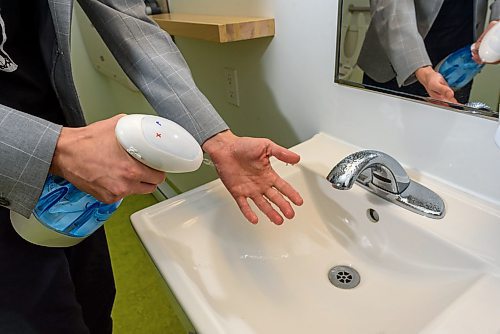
326, 150, 445, 219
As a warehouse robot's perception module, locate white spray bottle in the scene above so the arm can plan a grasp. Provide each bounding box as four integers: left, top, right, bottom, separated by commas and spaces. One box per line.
10, 114, 203, 247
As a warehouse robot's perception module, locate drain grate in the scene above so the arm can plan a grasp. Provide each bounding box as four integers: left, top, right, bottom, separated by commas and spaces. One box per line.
328, 265, 360, 289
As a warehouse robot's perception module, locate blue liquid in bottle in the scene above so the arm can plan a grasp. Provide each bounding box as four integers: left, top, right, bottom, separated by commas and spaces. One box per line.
34, 174, 122, 237
436, 44, 484, 90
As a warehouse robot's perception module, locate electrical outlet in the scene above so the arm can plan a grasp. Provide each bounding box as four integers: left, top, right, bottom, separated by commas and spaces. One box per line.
224, 67, 240, 106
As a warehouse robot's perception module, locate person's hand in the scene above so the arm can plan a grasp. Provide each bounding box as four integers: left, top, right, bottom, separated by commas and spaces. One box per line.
471, 20, 500, 64
49, 114, 166, 204
202, 130, 304, 225
415, 66, 458, 104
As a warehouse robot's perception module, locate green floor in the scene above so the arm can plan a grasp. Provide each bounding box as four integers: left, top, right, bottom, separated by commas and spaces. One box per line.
104, 194, 189, 334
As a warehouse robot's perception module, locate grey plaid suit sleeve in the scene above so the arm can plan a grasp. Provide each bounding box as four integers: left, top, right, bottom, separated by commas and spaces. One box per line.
0, 106, 62, 217
77, 0, 229, 145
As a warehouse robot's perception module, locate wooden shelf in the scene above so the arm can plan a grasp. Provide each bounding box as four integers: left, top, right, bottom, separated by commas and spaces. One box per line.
150, 13, 275, 43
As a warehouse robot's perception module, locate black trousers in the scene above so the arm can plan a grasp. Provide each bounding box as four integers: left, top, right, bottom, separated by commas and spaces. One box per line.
0, 208, 115, 334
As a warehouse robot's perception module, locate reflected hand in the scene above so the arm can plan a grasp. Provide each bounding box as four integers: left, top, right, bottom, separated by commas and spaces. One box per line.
472, 21, 500, 64
415, 66, 458, 104
202, 130, 304, 225
50, 114, 166, 204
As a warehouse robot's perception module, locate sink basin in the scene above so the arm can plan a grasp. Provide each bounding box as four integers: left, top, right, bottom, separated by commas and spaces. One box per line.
131, 133, 500, 334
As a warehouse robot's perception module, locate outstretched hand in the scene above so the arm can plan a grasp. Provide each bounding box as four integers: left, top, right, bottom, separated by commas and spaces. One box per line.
202, 130, 304, 225
415, 66, 458, 104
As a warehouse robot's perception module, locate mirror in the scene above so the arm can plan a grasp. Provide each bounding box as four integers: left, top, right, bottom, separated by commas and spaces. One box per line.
334, 0, 499, 119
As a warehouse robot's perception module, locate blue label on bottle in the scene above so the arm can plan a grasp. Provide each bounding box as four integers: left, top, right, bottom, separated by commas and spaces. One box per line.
437, 45, 484, 90
34, 175, 122, 237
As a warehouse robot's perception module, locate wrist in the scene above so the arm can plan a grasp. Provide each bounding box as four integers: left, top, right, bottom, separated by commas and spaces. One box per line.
49, 127, 85, 177
201, 130, 236, 156
415, 66, 434, 85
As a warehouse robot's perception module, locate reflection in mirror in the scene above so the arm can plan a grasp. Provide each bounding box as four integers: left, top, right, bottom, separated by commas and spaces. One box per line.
335, 0, 500, 119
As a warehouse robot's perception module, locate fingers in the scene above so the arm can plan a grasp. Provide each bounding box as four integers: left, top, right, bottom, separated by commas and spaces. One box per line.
471, 43, 483, 64
212, 136, 304, 225
236, 191, 294, 226
264, 177, 304, 224
124, 167, 165, 195
252, 195, 284, 225
137, 167, 166, 186
121, 152, 166, 187
94, 164, 164, 203
134, 182, 159, 195
111, 113, 128, 122
439, 86, 457, 104
94, 180, 160, 204
238, 184, 303, 225
265, 188, 294, 220
262, 141, 303, 205
439, 87, 457, 104
268, 141, 301, 165
274, 177, 304, 206
236, 197, 258, 224
429, 75, 457, 103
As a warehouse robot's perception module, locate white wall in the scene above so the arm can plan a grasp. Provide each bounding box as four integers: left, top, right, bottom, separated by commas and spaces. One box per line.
72, 1, 500, 204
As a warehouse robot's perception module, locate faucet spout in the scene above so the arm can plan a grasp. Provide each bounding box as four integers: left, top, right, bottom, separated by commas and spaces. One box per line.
327, 150, 445, 219
327, 150, 410, 194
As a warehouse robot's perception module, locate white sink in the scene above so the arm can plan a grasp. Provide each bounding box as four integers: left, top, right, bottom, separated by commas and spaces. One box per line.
131, 133, 500, 334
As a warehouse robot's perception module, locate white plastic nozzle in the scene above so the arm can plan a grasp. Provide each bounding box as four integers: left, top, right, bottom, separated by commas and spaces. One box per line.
479, 22, 500, 63
115, 114, 203, 173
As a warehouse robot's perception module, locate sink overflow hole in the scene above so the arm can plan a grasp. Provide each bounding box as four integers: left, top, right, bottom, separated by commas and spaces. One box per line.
367, 208, 379, 223
328, 265, 360, 289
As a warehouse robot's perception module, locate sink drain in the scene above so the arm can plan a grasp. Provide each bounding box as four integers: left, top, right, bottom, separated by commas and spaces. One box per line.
328, 265, 360, 289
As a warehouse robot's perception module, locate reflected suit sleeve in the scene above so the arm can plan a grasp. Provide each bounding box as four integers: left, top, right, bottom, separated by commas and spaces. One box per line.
368, 0, 433, 86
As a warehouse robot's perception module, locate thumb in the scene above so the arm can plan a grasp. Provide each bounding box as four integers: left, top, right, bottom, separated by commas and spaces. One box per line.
441, 84, 457, 103
435, 75, 457, 102
110, 113, 127, 124
268, 141, 301, 165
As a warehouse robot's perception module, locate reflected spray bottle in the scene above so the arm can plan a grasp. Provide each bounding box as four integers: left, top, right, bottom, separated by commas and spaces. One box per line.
435, 46, 484, 91
10, 114, 203, 247
436, 22, 500, 91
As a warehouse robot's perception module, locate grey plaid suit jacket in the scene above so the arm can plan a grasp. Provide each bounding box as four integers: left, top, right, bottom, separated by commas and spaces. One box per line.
357, 0, 500, 87
0, 0, 228, 217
